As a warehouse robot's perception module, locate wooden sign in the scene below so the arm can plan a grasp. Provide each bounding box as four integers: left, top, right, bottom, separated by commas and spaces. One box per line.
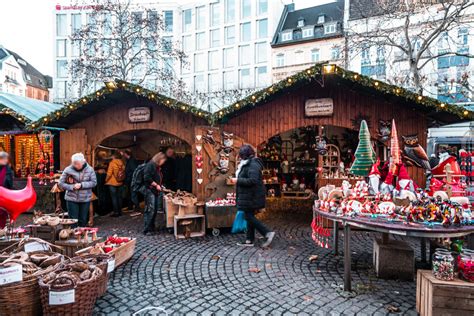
305, 98, 333, 117
128, 107, 151, 123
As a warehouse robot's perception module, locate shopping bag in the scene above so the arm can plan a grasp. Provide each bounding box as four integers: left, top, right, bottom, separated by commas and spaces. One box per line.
231, 210, 247, 234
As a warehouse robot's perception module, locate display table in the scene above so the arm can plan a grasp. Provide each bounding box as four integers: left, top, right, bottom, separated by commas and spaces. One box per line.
313, 207, 474, 292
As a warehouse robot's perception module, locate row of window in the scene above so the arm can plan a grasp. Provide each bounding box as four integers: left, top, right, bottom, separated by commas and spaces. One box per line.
274, 47, 341, 67
183, 0, 268, 32
56, 10, 174, 37
182, 19, 267, 52
280, 22, 338, 42
187, 43, 268, 74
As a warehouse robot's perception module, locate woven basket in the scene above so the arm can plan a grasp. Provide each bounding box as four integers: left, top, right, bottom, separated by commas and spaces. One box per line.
39, 267, 102, 316
70, 254, 111, 296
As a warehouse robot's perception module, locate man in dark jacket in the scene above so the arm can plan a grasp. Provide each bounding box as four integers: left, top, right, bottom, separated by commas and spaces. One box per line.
143, 152, 166, 235
0, 151, 13, 229
122, 149, 139, 211
232, 145, 275, 247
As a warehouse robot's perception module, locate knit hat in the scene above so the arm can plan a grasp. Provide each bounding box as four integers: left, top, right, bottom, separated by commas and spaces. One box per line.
397, 164, 410, 180
369, 159, 381, 177
384, 171, 394, 185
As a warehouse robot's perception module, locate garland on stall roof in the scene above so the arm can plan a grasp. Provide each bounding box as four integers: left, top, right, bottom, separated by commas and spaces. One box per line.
215, 63, 473, 122
26, 79, 213, 131
0, 105, 30, 124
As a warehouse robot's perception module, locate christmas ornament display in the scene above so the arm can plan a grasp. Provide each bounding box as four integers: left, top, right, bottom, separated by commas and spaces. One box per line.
349, 120, 376, 176
389, 119, 401, 174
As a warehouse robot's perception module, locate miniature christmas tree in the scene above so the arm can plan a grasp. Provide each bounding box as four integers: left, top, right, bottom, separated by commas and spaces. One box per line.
389, 119, 401, 174
350, 120, 376, 176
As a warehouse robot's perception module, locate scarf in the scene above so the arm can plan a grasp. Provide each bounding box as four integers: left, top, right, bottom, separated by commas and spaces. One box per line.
236, 159, 250, 178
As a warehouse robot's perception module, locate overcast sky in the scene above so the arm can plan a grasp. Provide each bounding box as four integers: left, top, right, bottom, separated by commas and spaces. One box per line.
0, 0, 334, 76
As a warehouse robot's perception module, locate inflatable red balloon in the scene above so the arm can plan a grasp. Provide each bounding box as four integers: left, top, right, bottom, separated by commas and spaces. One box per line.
0, 176, 37, 223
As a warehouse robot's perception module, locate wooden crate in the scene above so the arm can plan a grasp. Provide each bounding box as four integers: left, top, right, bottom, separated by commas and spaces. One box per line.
55, 237, 102, 258
205, 206, 237, 229
76, 238, 136, 268
174, 215, 205, 239
165, 196, 197, 228
416, 269, 474, 316
28, 225, 62, 242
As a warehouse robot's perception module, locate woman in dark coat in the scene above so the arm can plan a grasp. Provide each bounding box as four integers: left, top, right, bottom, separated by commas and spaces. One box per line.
0, 151, 14, 229
143, 152, 167, 235
232, 145, 275, 247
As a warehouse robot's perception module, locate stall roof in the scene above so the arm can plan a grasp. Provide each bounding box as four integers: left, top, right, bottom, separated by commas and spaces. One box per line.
28, 79, 212, 130
216, 63, 473, 126
0, 92, 62, 123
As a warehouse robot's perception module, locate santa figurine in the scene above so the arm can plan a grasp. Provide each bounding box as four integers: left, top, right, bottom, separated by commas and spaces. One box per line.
368, 158, 381, 195
395, 164, 418, 200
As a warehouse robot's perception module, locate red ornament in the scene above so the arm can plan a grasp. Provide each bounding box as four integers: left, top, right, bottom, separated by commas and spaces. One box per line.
0, 177, 37, 223
196, 161, 203, 168
195, 155, 203, 162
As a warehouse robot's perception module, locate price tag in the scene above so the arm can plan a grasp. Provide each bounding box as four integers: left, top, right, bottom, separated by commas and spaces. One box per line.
49, 289, 75, 305
24, 241, 49, 253
0, 264, 22, 285
107, 259, 115, 273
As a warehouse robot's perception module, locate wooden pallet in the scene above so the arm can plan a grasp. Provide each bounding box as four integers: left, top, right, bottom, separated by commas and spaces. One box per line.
416, 269, 474, 316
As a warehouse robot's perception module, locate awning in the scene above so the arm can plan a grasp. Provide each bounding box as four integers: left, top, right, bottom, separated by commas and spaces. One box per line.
0, 92, 63, 123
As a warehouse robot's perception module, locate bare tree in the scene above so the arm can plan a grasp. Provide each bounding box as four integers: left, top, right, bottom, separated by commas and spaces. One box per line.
69, 0, 186, 99
347, 0, 474, 101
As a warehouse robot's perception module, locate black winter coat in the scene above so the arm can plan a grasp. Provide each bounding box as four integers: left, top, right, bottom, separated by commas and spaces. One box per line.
236, 158, 266, 211
125, 156, 139, 184
0, 165, 13, 189
143, 161, 163, 195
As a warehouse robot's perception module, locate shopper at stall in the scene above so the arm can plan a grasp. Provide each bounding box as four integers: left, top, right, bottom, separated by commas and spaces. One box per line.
122, 149, 140, 211
143, 152, 167, 235
59, 153, 97, 227
232, 145, 275, 247
161, 147, 176, 191
105, 151, 126, 217
0, 151, 13, 228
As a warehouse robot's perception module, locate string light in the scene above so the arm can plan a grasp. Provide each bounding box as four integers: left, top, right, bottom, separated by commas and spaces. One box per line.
287, 78, 292, 83
440, 103, 446, 108
235, 103, 240, 108
417, 95, 423, 101
464, 110, 469, 116
353, 74, 358, 79
374, 82, 379, 87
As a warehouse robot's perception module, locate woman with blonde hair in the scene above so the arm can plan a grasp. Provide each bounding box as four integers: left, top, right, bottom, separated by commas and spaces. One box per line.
143, 152, 167, 235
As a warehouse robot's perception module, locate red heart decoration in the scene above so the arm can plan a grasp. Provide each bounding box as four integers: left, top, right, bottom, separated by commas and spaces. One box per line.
0, 177, 37, 223
195, 155, 203, 162
196, 161, 203, 168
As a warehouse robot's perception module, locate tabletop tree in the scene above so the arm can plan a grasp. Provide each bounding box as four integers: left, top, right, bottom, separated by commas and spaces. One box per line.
350, 120, 376, 176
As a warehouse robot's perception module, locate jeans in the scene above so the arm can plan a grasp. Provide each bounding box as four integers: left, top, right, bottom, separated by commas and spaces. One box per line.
244, 209, 270, 242
67, 201, 90, 227
144, 190, 163, 232
108, 185, 123, 215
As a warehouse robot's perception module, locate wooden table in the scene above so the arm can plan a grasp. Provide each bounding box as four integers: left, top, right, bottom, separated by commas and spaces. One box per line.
313, 208, 474, 292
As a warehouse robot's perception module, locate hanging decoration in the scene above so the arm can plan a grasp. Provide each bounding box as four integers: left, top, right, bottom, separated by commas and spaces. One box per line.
37, 130, 55, 185
349, 120, 376, 176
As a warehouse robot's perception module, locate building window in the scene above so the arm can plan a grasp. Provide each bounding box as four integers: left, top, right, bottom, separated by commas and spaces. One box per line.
257, 19, 268, 39
458, 27, 468, 46
241, 22, 251, 42
194, 53, 206, 72
56, 39, 67, 57
255, 42, 267, 63
225, 26, 236, 44
102, 39, 111, 56
210, 29, 220, 48
376, 46, 385, 63
223, 71, 235, 90
209, 50, 220, 70
71, 14, 82, 34
164, 10, 173, 32
57, 60, 68, 78
196, 6, 206, 30
71, 40, 81, 57
224, 47, 235, 68
225, 0, 235, 23
56, 14, 67, 36
103, 13, 112, 36
257, 0, 268, 15
241, 0, 251, 19
317, 15, 325, 24
324, 23, 337, 34
331, 46, 341, 60
281, 31, 292, 42
302, 27, 314, 38
255, 66, 268, 86
239, 68, 251, 88
297, 18, 305, 28
295, 50, 304, 64
276, 53, 284, 67
208, 72, 220, 92
194, 74, 205, 91
311, 49, 320, 62
196, 32, 206, 50
361, 45, 370, 65
183, 9, 192, 32
210, 1, 220, 26
182, 35, 192, 53
239, 45, 251, 65
438, 32, 449, 53
162, 36, 172, 53
56, 81, 67, 99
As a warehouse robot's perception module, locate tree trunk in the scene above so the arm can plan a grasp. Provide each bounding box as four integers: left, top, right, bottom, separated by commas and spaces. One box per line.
409, 61, 422, 94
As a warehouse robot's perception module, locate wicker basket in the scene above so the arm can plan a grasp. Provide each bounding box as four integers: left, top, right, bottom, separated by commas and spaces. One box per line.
39, 267, 102, 316
70, 254, 111, 297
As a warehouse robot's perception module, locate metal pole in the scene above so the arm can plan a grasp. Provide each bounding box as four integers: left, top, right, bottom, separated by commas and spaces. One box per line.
333, 220, 339, 255
344, 223, 351, 292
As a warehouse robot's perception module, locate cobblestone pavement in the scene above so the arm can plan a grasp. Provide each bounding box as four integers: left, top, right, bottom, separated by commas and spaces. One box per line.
92, 212, 418, 316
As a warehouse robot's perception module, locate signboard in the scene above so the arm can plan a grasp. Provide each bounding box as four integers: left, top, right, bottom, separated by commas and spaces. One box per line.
0, 264, 22, 285
24, 241, 49, 253
107, 259, 116, 273
49, 289, 75, 305
128, 107, 151, 123
305, 98, 334, 117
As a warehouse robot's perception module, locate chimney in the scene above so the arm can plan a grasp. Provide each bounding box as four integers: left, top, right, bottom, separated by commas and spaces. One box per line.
286, 3, 295, 12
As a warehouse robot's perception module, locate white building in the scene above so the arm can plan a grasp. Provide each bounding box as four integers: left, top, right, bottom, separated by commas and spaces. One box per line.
270, 1, 345, 82
53, 0, 283, 111
345, 0, 474, 108
0, 46, 27, 97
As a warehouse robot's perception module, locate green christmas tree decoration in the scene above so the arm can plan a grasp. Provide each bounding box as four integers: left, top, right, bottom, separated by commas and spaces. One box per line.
350, 120, 376, 176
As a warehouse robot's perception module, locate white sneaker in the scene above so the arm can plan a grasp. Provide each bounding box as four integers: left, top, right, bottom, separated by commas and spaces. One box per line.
262, 232, 275, 248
